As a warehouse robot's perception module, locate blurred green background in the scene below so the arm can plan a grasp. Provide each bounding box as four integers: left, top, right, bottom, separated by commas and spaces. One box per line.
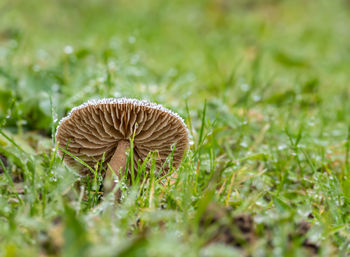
1, 0, 350, 133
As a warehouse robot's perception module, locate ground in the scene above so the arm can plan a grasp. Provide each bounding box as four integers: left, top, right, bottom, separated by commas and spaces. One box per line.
0, 0, 350, 256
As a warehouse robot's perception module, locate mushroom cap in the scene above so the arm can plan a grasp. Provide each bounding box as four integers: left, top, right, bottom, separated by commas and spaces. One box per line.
55, 98, 189, 176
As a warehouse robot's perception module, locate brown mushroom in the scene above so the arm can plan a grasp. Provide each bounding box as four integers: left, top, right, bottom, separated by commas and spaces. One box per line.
55, 98, 189, 196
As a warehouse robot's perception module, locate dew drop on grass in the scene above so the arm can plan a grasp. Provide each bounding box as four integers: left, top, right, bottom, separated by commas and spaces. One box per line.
113, 91, 121, 97
170, 143, 176, 151
120, 182, 128, 190
255, 199, 265, 207
63, 45, 74, 54
240, 83, 250, 92
278, 144, 287, 150
254, 215, 264, 224
37, 49, 48, 60
97, 76, 106, 83
130, 54, 139, 64
297, 208, 312, 217
139, 84, 146, 92
107, 60, 116, 67
274, 247, 283, 256
332, 129, 342, 136
337, 196, 344, 206
175, 230, 183, 239
3, 206, 10, 214
252, 94, 261, 102
240, 141, 248, 148
52, 83, 60, 92
168, 68, 178, 77
308, 121, 315, 127
149, 84, 158, 94
33, 64, 40, 72
128, 36, 136, 44
191, 196, 198, 201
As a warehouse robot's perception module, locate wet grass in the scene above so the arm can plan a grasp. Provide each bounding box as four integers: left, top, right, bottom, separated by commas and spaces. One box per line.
1, 0, 350, 256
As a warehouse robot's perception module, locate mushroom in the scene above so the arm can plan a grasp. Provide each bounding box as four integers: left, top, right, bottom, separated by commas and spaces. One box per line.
55, 98, 189, 196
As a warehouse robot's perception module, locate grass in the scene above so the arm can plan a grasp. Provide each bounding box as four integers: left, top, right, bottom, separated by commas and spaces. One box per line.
1, 0, 350, 256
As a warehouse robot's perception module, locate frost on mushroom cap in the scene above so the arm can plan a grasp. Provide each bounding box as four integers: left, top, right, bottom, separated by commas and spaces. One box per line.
55, 98, 189, 175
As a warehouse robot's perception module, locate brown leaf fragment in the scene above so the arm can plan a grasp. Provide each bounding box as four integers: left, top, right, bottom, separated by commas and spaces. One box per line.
0, 153, 8, 173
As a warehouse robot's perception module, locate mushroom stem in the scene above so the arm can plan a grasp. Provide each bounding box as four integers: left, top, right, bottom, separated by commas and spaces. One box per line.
104, 140, 130, 197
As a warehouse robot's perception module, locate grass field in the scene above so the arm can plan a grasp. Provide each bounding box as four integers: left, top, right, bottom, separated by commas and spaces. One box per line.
1, 0, 350, 256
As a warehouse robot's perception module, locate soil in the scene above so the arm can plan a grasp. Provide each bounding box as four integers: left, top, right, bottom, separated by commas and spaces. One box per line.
200, 203, 319, 255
